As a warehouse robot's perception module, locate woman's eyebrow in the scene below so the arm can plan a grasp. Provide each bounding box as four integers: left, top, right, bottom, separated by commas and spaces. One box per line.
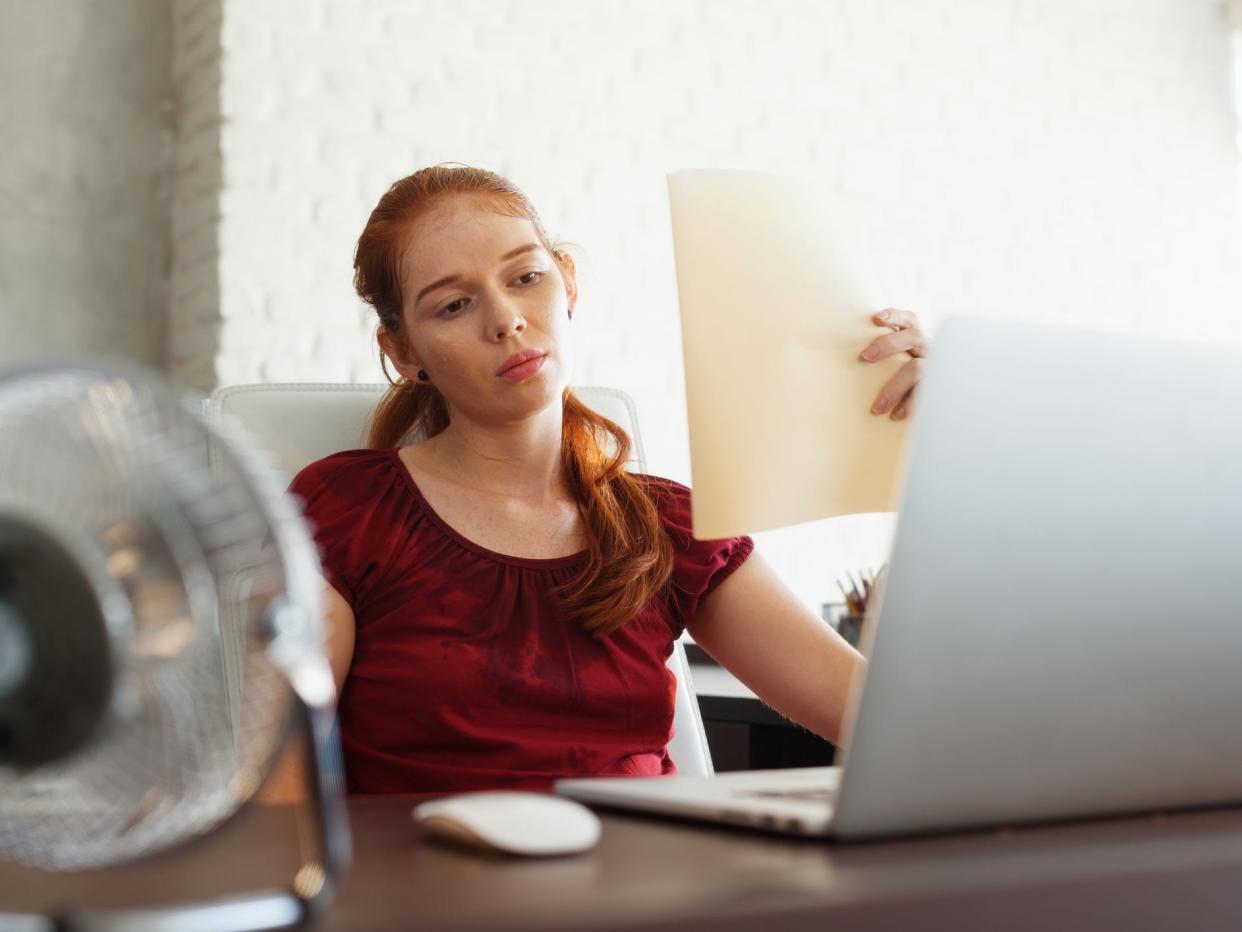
414, 243, 542, 305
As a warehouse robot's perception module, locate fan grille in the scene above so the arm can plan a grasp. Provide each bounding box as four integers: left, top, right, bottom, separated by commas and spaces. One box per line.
0, 366, 323, 870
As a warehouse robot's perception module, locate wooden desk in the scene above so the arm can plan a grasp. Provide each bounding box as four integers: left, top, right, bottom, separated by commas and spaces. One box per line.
6, 796, 1242, 930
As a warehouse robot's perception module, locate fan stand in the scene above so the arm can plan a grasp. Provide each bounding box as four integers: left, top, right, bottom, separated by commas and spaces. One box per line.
51, 685, 352, 932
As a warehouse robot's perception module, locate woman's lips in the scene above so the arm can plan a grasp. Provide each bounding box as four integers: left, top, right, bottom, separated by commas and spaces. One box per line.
499, 353, 547, 382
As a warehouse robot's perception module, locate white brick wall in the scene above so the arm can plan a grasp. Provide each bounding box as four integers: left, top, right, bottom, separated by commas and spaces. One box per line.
171, 0, 1242, 611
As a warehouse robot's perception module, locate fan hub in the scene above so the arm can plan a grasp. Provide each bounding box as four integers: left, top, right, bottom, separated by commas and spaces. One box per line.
0, 516, 112, 768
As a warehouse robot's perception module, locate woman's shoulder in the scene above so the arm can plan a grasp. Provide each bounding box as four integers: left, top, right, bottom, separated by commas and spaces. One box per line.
288, 448, 397, 499
632, 472, 689, 505
632, 472, 753, 546
631, 473, 694, 534
634, 472, 688, 492
631, 473, 754, 604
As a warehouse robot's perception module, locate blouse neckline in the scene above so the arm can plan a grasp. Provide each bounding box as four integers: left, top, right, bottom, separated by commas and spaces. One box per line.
385, 448, 589, 571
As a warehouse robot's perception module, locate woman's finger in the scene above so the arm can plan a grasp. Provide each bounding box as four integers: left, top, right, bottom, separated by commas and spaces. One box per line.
872, 308, 922, 332
860, 325, 926, 362
871, 358, 924, 418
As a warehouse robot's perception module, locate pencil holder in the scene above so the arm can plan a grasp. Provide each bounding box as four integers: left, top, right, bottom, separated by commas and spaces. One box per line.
837, 613, 865, 647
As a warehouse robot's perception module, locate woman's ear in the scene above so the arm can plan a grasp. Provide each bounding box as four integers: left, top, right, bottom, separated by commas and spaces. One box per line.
377, 327, 423, 382
556, 251, 578, 312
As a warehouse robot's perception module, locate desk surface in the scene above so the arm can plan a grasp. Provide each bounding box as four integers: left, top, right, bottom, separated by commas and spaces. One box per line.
6, 796, 1242, 931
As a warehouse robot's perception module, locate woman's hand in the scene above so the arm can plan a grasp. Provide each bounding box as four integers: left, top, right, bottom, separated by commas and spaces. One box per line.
860, 308, 928, 421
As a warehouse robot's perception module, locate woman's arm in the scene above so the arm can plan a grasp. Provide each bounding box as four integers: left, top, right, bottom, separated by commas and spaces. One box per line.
686, 553, 865, 747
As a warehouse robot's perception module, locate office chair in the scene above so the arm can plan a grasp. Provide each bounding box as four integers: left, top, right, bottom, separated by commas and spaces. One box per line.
204, 382, 715, 778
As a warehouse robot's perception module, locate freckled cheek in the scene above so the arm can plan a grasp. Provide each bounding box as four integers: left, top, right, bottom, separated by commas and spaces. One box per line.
531, 275, 571, 314
418, 337, 477, 379
528, 292, 570, 334
522, 297, 561, 329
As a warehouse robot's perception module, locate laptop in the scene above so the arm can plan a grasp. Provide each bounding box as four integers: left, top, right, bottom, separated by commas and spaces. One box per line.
557, 315, 1242, 840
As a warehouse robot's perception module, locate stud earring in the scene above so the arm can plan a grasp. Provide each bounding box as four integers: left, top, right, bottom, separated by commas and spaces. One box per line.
417, 370, 429, 382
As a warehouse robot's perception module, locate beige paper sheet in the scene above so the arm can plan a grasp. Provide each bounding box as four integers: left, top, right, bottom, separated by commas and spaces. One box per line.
668, 170, 912, 539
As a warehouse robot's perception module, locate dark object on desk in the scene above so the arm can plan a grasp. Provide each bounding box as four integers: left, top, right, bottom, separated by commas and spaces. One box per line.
702, 718, 835, 772
683, 655, 836, 770
0, 363, 350, 930
836, 613, 865, 648
682, 641, 718, 665
692, 674, 835, 772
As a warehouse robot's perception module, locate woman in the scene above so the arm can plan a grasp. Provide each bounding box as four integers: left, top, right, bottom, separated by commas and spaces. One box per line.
288, 164, 929, 795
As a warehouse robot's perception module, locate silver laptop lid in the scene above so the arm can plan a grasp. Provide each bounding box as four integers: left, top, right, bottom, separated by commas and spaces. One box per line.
833, 316, 1242, 839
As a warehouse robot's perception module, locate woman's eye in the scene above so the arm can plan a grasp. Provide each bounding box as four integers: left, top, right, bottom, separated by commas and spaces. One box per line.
518, 271, 543, 285
440, 298, 467, 316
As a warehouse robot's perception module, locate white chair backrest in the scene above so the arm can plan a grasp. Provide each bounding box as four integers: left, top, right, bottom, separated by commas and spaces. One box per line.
205, 383, 714, 778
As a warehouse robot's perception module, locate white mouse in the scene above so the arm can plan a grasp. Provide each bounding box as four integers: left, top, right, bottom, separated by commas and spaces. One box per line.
412, 791, 602, 857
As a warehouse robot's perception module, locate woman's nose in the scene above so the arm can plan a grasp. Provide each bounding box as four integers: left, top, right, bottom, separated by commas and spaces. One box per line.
486, 293, 526, 340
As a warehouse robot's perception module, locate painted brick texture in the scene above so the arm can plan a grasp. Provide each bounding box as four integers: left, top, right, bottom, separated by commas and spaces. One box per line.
169, 0, 1242, 608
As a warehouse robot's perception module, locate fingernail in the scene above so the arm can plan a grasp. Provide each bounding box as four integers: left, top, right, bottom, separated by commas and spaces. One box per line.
892, 406, 906, 420
861, 346, 879, 361
872, 397, 889, 414
876, 311, 890, 322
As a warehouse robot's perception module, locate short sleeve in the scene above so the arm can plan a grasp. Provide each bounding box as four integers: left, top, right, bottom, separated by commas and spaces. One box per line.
642, 476, 755, 630
287, 451, 377, 610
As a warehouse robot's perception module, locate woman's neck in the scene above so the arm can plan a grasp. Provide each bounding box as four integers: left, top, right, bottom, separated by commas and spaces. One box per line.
414, 400, 568, 502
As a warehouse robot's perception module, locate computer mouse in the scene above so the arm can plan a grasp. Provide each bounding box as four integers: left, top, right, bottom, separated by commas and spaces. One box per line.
412, 791, 602, 857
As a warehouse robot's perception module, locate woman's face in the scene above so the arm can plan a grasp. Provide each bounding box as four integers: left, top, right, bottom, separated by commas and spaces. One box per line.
384, 193, 575, 426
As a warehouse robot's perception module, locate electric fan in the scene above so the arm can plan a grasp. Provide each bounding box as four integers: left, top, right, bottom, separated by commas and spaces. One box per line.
0, 362, 350, 929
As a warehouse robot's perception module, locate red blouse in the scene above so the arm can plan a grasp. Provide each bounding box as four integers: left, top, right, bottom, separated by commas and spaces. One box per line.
287, 449, 753, 795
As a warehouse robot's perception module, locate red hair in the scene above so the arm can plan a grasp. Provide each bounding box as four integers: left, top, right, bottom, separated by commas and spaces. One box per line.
353, 164, 673, 636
